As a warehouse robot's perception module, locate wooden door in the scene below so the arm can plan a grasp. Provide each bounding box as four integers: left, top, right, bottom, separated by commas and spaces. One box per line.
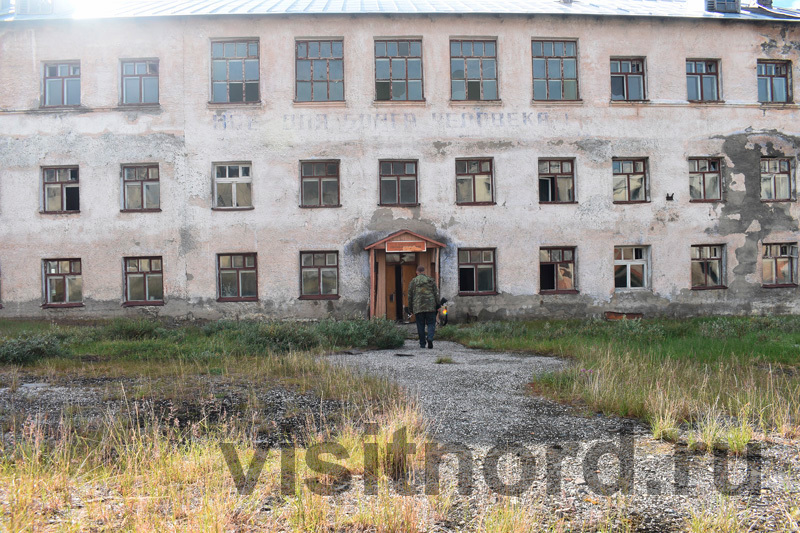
385, 265, 397, 321
401, 263, 417, 323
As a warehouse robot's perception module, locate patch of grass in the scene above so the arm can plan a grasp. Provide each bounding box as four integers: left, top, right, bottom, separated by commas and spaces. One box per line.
0, 332, 70, 365
440, 317, 800, 437
434, 356, 454, 364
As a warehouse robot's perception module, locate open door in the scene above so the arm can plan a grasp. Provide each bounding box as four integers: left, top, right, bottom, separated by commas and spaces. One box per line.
401, 262, 417, 323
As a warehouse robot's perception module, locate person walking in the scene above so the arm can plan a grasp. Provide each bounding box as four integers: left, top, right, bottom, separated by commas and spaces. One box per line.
407, 265, 440, 349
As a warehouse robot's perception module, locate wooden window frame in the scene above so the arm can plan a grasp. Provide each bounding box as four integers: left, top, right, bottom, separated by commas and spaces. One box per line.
213, 163, 253, 209
455, 158, 495, 206
374, 39, 424, 102
210, 40, 260, 104
217, 253, 258, 302
538, 158, 576, 204
449, 39, 499, 102
610, 58, 646, 101
42, 61, 80, 107
539, 247, 578, 294
760, 157, 794, 202
121, 59, 159, 105
299, 251, 340, 300
689, 158, 722, 202
614, 246, 650, 290
691, 245, 726, 290
42, 166, 79, 214
123, 256, 164, 306
532, 40, 579, 101
300, 160, 340, 208
757, 60, 791, 104
686, 59, 720, 102
42, 258, 83, 308
612, 158, 649, 204
379, 160, 418, 206
295, 40, 345, 102
122, 164, 161, 212
457, 248, 497, 296
762, 243, 798, 288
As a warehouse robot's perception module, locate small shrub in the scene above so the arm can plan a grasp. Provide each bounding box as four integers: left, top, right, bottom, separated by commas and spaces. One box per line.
100, 318, 163, 340
0, 333, 69, 365
434, 356, 454, 364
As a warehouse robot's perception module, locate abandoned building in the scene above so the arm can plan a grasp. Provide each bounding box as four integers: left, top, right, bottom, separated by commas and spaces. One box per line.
1, 0, 800, 320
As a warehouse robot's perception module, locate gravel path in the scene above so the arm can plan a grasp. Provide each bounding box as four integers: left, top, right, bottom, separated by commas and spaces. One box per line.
331, 340, 637, 446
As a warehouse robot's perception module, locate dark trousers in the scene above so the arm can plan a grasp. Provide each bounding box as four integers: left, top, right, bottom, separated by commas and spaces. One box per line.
415, 311, 436, 346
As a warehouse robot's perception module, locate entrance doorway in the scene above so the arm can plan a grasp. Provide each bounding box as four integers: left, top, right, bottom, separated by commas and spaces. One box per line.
364, 230, 445, 321
385, 253, 418, 322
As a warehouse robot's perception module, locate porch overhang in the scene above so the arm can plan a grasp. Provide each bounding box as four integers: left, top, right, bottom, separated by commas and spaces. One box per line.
364, 229, 445, 251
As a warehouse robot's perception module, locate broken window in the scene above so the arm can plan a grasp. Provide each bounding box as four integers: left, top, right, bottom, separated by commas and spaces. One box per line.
379, 160, 417, 206
124, 257, 164, 304
296, 40, 344, 102
42, 167, 79, 213
211, 40, 260, 103
301, 161, 339, 207
300, 252, 339, 298
458, 249, 496, 295
614, 246, 649, 290
375, 40, 423, 101
686, 60, 719, 101
121, 59, 159, 105
43, 62, 80, 107
691, 245, 725, 289
450, 40, 498, 101
610, 58, 646, 101
540, 247, 576, 293
760, 158, 793, 201
456, 159, 493, 205
757, 60, 790, 103
762, 243, 798, 287
612, 159, 648, 203
539, 159, 575, 203
122, 164, 160, 211
214, 163, 252, 208
532, 40, 578, 101
217, 253, 257, 301
43, 259, 82, 306
689, 158, 722, 201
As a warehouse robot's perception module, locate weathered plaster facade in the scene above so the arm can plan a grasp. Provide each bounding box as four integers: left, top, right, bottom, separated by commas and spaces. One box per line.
2, 3, 800, 319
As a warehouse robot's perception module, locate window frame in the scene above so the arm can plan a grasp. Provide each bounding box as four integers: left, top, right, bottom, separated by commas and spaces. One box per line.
690, 245, 726, 290
121, 164, 161, 212
299, 251, 340, 300
449, 39, 499, 102
210, 39, 260, 104
457, 248, 497, 296
762, 243, 798, 288
531, 39, 579, 101
689, 157, 722, 203
216, 253, 258, 302
610, 58, 646, 102
612, 158, 649, 204
378, 160, 419, 206
42, 61, 80, 107
374, 39, 424, 102
120, 59, 159, 106
42, 258, 83, 308
212, 163, 253, 210
686, 59, 720, 102
613, 246, 650, 291
455, 158, 495, 206
760, 157, 794, 202
539, 247, 578, 294
757, 60, 792, 104
42, 166, 80, 214
300, 160, 341, 208
123, 256, 164, 306
295, 39, 345, 103
538, 158, 576, 204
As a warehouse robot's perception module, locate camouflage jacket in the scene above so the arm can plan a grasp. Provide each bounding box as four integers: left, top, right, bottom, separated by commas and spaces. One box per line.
408, 274, 439, 314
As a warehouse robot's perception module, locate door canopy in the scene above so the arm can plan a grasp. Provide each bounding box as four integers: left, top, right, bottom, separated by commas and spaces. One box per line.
364, 229, 445, 252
